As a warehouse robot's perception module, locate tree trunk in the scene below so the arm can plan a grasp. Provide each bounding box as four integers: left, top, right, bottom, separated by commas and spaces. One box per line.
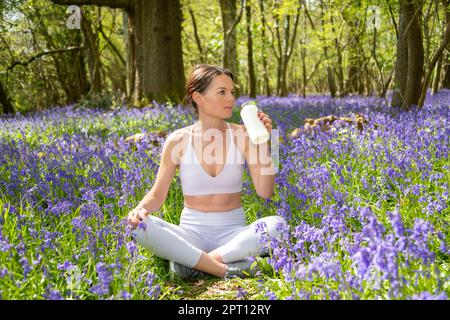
273, 2, 300, 96
320, 0, 336, 97
432, 54, 443, 94
245, 3, 256, 98
331, 14, 344, 95
343, 3, 362, 94
52, 0, 185, 105
81, 11, 102, 93
220, 0, 240, 85
403, 2, 424, 108
391, 0, 424, 109
439, 0, 450, 89
132, 0, 185, 104
188, 7, 204, 62
0, 80, 14, 114
418, 16, 450, 106
442, 54, 450, 88
258, 0, 271, 96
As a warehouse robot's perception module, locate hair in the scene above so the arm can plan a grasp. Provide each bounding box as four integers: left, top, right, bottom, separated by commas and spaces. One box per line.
183, 64, 234, 117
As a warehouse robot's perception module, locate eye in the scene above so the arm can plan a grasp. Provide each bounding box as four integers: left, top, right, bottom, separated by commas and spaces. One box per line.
218, 90, 225, 95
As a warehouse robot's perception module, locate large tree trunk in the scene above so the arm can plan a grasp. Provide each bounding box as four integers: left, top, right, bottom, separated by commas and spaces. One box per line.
131, 0, 185, 104
52, 0, 185, 105
0, 80, 14, 114
391, 0, 424, 109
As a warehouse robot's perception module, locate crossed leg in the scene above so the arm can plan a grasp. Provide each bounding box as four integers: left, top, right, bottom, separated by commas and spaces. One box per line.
133, 214, 287, 277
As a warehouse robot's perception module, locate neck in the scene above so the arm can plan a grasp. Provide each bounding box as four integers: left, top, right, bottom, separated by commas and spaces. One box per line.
195, 117, 227, 132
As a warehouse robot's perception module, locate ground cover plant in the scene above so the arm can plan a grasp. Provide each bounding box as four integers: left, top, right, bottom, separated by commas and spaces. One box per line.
0, 92, 449, 299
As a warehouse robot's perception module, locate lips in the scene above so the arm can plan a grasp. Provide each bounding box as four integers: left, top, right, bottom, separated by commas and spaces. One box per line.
224, 106, 233, 110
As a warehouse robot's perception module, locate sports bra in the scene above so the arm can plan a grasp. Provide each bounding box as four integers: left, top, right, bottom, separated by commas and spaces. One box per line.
179, 122, 245, 196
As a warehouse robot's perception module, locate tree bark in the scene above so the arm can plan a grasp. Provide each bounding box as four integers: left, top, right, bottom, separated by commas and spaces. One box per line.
331, 14, 344, 95
343, 3, 363, 95
0, 80, 14, 114
432, 54, 443, 94
245, 2, 256, 98
219, 0, 243, 86
81, 11, 102, 93
52, 0, 185, 105
391, 0, 424, 109
258, 0, 271, 96
189, 7, 204, 62
320, 0, 336, 97
418, 17, 450, 106
440, 0, 450, 89
403, 2, 424, 108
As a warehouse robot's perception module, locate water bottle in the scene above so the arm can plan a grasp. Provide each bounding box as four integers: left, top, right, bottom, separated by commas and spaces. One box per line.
240, 101, 270, 145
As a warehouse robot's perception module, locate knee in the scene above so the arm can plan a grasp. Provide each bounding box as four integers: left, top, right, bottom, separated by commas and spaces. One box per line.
257, 215, 288, 237
132, 215, 162, 244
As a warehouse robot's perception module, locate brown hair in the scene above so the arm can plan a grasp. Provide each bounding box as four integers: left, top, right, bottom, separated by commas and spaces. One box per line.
183, 64, 234, 117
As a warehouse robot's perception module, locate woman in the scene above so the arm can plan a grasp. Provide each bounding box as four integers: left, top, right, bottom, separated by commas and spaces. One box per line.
127, 64, 287, 280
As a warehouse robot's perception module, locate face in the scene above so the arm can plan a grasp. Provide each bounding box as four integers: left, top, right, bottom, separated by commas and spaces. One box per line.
193, 74, 236, 120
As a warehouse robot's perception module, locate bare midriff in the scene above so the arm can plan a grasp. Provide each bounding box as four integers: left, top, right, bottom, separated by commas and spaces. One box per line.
183, 193, 242, 212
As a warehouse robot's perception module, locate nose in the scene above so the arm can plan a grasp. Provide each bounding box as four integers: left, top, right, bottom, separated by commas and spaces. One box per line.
226, 92, 235, 103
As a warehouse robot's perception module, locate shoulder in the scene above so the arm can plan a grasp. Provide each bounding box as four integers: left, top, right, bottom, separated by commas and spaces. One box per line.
162, 125, 192, 163
165, 125, 193, 145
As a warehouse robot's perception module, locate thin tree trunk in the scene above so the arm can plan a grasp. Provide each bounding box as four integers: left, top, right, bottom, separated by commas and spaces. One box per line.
391, 2, 410, 107
320, 0, 336, 97
418, 17, 450, 106
220, 0, 244, 86
123, 9, 136, 102
331, 14, 344, 95
0, 80, 14, 114
81, 10, 103, 93
189, 7, 204, 62
245, 2, 256, 98
439, 0, 450, 89
258, 0, 271, 96
432, 54, 443, 94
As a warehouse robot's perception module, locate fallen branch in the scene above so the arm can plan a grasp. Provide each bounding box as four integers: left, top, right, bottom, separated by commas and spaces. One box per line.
290, 113, 377, 138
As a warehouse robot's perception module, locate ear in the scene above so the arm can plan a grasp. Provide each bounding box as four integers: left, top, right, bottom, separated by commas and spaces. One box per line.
192, 92, 203, 106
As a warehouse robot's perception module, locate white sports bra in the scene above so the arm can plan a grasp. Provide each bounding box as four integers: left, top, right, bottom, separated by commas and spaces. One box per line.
179, 122, 245, 196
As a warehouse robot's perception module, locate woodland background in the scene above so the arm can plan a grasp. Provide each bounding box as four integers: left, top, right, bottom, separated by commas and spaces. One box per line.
1, 0, 450, 115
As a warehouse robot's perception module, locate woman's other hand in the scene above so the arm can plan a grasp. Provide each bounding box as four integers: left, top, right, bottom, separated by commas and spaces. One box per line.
257, 110, 273, 135
127, 207, 148, 229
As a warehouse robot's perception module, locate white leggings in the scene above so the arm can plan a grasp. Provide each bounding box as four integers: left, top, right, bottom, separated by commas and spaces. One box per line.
132, 206, 287, 268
